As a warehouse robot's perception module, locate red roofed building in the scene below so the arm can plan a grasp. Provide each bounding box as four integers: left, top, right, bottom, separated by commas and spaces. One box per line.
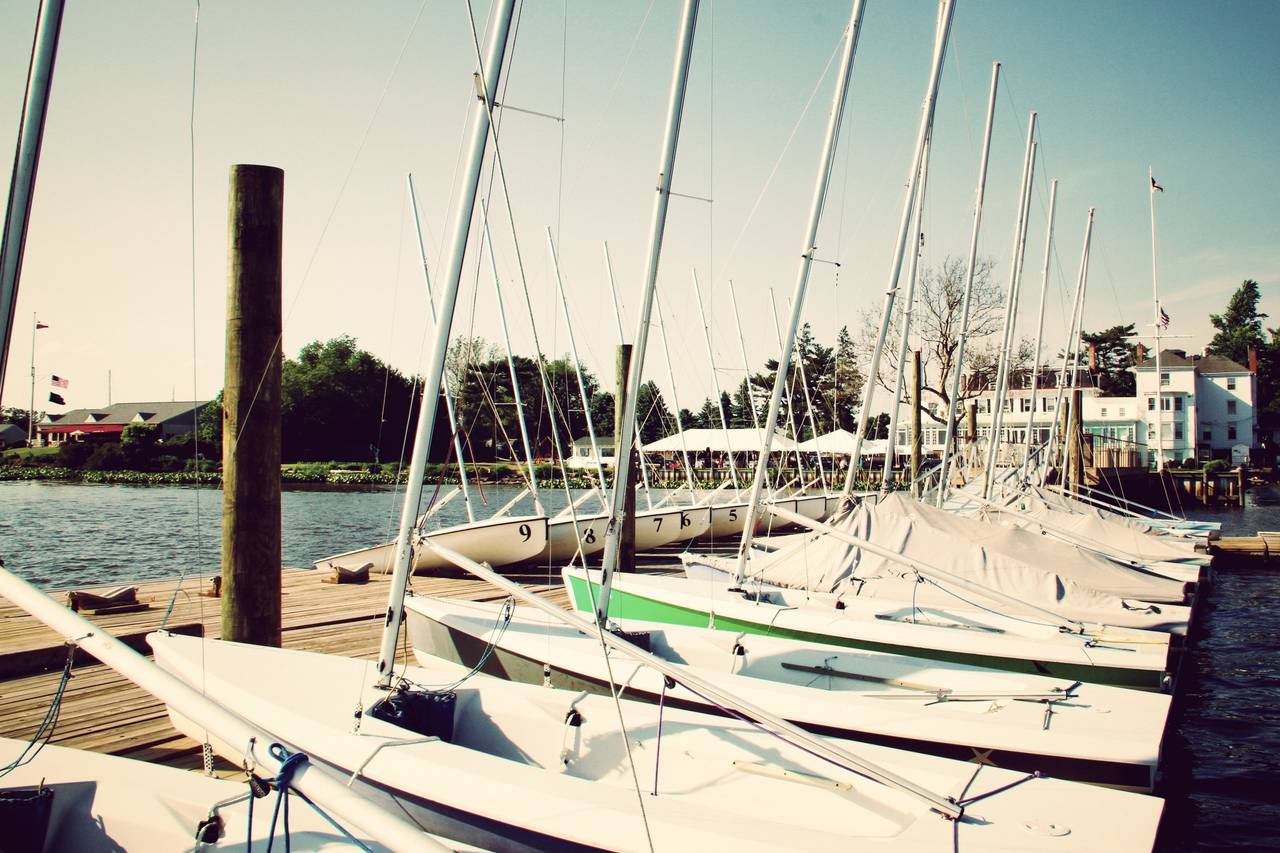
38, 401, 208, 445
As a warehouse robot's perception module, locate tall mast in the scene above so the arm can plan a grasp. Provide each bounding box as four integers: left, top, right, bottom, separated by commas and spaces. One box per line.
731, 0, 869, 584
881, 134, 932, 489
603, 241, 655, 507
654, 290, 698, 495
842, 0, 956, 492
0, 0, 64, 401
781, 294, 829, 491
690, 269, 740, 489
1149, 166, 1164, 472
1021, 178, 1057, 473
767, 289, 813, 486
1042, 208, 1094, 484
375, 0, 515, 683
935, 61, 1000, 505
727, 280, 762, 429
981, 119, 1037, 498
595, 0, 701, 626
480, 202, 543, 514
548, 230, 611, 500
407, 174, 475, 522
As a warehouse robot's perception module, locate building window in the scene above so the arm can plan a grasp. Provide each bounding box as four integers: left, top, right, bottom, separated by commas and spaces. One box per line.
1147, 397, 1155, 411
1228, 425, 1237, 441
1174, 397, 1183, 411
1203, 429, 1212, 441
1119, 408, 1126, 417
1160, 372, 1170, 386
1227, 376, 1236, 390
1101, 408, 1108, 417
1020, 398, 1032, 413
1227, 400, 1237, 415
1175, 425, 1183, 440
1043, 398, 1055, 412
1161, 398, 1172, 411
1148, 429, 1155, 440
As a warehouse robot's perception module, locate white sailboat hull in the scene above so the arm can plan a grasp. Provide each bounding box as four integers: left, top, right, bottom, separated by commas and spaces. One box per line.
405, 595, 1171, 790
316, 514, 548, 574
537, 504, 712, 563
150, 633, 1164, 852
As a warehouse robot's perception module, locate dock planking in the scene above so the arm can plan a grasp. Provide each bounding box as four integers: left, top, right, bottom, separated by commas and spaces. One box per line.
0, 545, 705, 775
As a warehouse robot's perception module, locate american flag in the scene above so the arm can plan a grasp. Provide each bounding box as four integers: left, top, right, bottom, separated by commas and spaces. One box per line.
1159, 305, 1171, 329
51, 375, 69, 388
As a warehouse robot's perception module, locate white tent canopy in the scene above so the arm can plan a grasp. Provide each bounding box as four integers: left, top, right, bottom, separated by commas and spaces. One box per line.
797, 429, 891, 456
642, 428, 797, 454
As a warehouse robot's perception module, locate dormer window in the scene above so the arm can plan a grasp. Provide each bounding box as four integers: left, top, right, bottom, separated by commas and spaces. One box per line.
1160, 372, 1170, 387
1227, 376, 1236, 390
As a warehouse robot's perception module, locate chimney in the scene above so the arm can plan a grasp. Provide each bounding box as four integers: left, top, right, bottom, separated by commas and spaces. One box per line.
1135, 343, 1146, 365
1249, 346, 1258, 374
1087, 343, 1098, 371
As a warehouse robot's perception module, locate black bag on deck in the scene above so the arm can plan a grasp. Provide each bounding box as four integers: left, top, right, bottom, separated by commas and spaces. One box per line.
369, 689, 457, 742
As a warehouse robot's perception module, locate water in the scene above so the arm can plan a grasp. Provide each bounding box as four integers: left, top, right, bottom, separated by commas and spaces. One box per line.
0, 480, 602, 589
1, 480, 1278, 849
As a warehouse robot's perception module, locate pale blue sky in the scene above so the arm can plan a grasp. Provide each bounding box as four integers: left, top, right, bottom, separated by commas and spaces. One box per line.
1, 0, 1277, 416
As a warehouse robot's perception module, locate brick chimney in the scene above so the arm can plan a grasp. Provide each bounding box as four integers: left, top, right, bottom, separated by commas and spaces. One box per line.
1135, 343, 1146, 364
1087, 343, 1098, 371
1249, 346, 1258, 374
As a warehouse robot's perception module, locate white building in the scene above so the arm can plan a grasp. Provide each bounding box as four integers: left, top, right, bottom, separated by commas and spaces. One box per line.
891, 348, 1259, 468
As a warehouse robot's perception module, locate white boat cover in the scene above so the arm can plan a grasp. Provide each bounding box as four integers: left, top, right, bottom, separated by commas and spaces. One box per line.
873, 493, 1187, 603
731, 499, 1189, 632
643, 427, 797, 453
1022, 484, 1207, 539
989, 488, 1204, 563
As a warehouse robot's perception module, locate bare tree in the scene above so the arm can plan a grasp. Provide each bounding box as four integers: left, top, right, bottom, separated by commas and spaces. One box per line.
854, 256, 1033, 425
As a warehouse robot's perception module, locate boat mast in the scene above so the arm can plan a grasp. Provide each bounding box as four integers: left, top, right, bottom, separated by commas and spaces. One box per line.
780, 294, 829, 492
935, 61, 1000, 505
0, 0, 64, 401
690, 269, 740, 489
603, 241, 655, 507
1042, 208, 1094, 484
842, 0, 955, 492
881, 134, 932, 490
374, 0, 515, 684
1149, 166, 1164, 473
653, 290, 699, 495
981, 119, 1037, 499
407, 174, 475, 522
1020, 178, 1057, 474
767, 290, 815, 487
731, 0, 869, 584
595, 0, 700, 626
480, 202, 543, 514
727, 280, 763, 430
548, 230, 612, 504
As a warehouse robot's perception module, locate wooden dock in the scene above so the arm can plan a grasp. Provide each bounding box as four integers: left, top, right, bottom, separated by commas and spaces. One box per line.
1210, 532, 1280, 568
0, 551, 694, 776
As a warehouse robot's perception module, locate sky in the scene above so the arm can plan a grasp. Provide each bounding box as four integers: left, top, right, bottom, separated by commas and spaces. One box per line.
1, 0, 1277, 423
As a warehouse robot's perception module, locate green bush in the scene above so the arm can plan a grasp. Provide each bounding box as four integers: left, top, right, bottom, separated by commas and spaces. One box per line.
1204, 459, 1229, 474
56, 442, 94, 468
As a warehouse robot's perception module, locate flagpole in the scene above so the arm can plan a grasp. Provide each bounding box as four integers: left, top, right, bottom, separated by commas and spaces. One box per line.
28, 313, 35, 446
1149, 166, 1163, 473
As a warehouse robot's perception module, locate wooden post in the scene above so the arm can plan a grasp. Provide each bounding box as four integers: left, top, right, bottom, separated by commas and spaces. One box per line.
910, 350, 922, 495
614, 345, 636, 570
1068, 388, 1084, 493
221, 165, 284, 647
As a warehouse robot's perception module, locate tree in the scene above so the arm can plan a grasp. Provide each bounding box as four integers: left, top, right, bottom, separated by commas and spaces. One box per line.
634, 380, 671, 444
831, 325, 864, 431
855, 256, 1010, 427
1080, 324, 1137, 396
863, 412, 890, 440
1, 406, 39, 434
1208, 279, 1267, 365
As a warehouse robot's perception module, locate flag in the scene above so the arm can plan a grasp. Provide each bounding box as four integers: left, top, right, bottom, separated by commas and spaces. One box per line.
48, 392, 65, 405
1159, 305, 1171, 329
35, 321, 48, 330
51, 375, 68, 388
1151, 176, 1164, 192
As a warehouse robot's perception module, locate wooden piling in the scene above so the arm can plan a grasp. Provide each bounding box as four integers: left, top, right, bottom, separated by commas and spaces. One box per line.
910, 350, 922, 494
614, 344, 636, 570
965, 401, 977, 446
1068, 388, 1084, 492
221, 165, 284, 647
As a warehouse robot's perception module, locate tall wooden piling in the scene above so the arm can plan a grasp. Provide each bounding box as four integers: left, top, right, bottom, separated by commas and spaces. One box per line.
1067, 388, 1084, 492
614, 345, 637, 570
221, 165, 284, 647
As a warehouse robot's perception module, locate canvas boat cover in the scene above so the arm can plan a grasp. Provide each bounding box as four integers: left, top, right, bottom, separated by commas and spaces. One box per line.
987, 487, 1204, 563
721, 499, 1189, 632
873, 493, 1186, 603
1021, 485, 1208, 539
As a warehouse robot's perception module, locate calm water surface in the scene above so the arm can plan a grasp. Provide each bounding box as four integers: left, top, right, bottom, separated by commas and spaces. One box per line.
1, 480, 1278, 850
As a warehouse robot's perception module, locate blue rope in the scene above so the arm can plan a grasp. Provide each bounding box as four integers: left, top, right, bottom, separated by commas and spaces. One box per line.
0, 646, 74, 779
254, 743, 374, 853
